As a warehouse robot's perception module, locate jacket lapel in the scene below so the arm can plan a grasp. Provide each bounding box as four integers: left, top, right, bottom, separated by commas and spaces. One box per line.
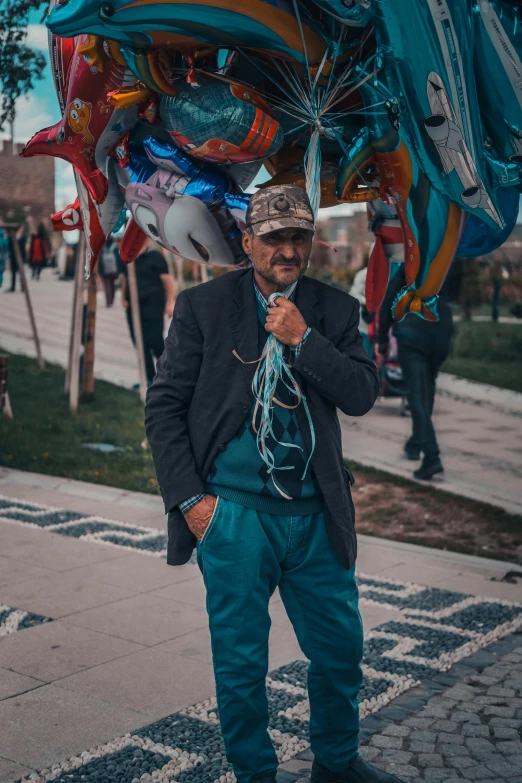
229, 268, 259, 400
295, 274, 324, 335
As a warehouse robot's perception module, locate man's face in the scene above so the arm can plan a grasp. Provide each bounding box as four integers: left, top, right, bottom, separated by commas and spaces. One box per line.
242, 227, 313, 289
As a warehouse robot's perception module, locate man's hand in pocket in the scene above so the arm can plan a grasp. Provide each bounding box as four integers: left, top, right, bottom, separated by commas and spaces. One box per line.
183, 495, 217, 540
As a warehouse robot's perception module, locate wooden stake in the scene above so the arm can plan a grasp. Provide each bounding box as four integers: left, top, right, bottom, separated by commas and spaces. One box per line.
3, 392, 13, 420
65, 239, 84, 393
127, 260, 148, 403
0, 355, 13, 420
69, 236, 86, 415
9, 227, 44, 370
81, 270, 97, 399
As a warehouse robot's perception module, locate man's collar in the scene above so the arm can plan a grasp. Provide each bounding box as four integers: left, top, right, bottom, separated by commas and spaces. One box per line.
253, 275, 297, 310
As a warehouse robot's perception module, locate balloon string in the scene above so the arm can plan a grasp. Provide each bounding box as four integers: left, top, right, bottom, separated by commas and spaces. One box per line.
232, 283, 315, 499
305, 126, 322, 217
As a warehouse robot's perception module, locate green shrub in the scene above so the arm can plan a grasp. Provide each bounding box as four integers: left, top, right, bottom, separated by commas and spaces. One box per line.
450, 321, 522, 363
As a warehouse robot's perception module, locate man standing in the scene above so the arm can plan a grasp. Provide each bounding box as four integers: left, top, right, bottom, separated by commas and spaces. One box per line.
98, 237, 120, 307
121, 239, 176, 385
146, 187, 401, 783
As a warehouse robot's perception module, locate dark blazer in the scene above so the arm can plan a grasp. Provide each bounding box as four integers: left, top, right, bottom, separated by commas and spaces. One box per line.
145, 268, 379, 569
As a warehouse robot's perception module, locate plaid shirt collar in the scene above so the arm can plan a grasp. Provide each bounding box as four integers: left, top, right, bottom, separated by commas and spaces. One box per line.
253, 276, 297, 311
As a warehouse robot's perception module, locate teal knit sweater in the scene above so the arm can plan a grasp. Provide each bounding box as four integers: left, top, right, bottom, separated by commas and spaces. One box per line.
205, 293, 323, 515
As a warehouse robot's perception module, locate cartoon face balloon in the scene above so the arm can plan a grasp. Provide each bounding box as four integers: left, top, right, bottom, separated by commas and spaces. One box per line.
116, 140, 248, 265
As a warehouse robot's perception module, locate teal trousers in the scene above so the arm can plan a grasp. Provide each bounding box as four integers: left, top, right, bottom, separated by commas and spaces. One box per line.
196, 497, 363, 783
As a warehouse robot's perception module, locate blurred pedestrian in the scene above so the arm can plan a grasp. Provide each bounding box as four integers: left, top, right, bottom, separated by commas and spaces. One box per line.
0, 228, 8, 289
377, 266, 454, 481
98, 237, 120, 307
4, 226, 26, 293
28, 223, 49, 280
349, 254, 374, 358
121, 239, 176, 385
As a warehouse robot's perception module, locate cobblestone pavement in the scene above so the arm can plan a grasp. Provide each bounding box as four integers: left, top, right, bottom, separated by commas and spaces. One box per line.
284, 639, 522, 783
358, 644, 522, 782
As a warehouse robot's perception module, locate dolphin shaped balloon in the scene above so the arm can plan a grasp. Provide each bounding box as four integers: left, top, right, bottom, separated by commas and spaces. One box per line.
22, 34, 138, 203
46, 0, 327, 66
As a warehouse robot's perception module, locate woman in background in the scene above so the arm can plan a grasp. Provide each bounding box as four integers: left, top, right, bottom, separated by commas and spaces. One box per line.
29, 224, 49, 281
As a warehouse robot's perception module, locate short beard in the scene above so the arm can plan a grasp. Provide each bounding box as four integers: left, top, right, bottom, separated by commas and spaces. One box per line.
256, 263, 305, 289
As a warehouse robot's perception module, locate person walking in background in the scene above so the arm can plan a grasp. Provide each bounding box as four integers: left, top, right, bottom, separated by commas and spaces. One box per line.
5, 226, 26, 293
377, 266, 454, 481
349, 254, 373, 358
98, 237, 120, 307
146, 186, 402, 783
0, 228, 8, 289
29, 223, 49, 280
121, 239, 176, 385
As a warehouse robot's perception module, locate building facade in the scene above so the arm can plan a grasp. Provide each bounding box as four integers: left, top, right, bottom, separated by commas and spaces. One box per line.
0, 140, 54, 233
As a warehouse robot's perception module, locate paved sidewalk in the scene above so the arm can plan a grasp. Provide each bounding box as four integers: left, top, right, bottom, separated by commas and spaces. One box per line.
2, 275, 522, 516
0, 469, 521, 783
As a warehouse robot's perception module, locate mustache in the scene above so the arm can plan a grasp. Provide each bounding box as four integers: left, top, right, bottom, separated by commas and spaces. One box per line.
272, 255, 300, 266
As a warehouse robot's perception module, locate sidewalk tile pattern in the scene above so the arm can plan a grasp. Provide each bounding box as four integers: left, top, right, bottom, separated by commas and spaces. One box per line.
0, 496, 167, 557
3, 499, 520, 783
0, 604, 52, 638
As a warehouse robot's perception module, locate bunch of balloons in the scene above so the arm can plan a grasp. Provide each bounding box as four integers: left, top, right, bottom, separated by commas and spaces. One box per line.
23, 0, 522, 320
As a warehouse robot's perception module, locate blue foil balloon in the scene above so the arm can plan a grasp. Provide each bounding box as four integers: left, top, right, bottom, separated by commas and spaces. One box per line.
457, 186, 520, 256
473, 0, 522, 165
310, 0, 372, 26
141, 136, 231, 205
372, 0, 507, 232
46, 0, 327, 66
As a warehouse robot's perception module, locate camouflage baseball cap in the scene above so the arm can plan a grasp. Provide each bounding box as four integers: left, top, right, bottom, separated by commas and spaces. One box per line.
246, 185, 315, 236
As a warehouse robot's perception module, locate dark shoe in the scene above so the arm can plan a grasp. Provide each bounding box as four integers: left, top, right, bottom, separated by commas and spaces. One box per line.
249, 774, 277, 783
414, 456, 444, 481
312, 755, 405, 782
403, 438, 420, 460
